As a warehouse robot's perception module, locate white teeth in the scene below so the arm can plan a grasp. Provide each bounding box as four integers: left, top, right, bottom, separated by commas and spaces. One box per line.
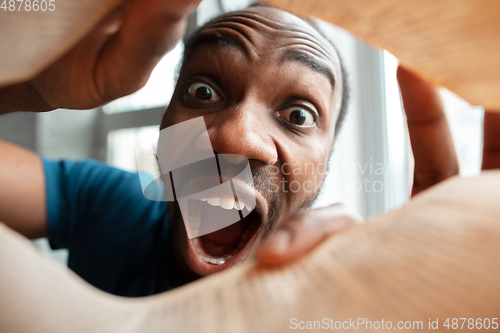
208, 257, 227, 265
234, 200, 244, 210
220, 197, 235, 210
202, 197, 254, 211
207, 197, 221, 207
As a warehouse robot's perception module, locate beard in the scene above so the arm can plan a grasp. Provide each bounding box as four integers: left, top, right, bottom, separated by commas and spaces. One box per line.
250, 167, 281, 240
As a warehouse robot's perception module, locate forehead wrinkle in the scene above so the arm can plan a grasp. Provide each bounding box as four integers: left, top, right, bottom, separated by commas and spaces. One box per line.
272, 38, 330, 61
195, 27, 256, 58
209, 13, 333, 60
278, 49, 336, 89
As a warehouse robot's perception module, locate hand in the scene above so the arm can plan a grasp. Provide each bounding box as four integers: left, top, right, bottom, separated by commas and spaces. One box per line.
398, 65, 500, 195
481, 111, 500, 170
397, 66, 459, 196
256, 203, 363, 266
3, 0, 201, 112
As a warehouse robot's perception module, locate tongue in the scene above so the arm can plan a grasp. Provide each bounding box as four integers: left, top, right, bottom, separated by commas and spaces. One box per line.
198, 237, 235, 257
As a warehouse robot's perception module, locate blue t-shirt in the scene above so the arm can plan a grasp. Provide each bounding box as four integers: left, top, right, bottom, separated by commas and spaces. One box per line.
43, 158, 177, 297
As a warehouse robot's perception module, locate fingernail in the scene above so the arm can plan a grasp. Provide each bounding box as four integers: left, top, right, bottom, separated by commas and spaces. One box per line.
268, 229, 291, 255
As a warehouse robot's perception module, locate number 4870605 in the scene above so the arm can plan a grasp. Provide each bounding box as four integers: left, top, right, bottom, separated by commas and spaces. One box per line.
1, 0, 56, 11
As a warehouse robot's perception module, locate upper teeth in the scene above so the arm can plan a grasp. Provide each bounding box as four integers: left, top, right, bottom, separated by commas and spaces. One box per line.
201, 197, 253, 211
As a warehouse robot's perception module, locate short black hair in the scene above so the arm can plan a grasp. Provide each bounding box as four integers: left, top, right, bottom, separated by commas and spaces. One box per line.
180, 2, 350, 139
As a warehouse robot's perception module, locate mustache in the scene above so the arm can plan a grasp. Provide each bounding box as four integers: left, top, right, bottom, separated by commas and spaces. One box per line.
154, 156, 278, 200
154, 155, 281, 224
251, 167, 279, 221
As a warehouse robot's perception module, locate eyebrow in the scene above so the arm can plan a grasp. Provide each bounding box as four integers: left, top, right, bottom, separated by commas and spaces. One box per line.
188, 33, 336, 89
188, 32, 250, 57
278, 49, 336, 89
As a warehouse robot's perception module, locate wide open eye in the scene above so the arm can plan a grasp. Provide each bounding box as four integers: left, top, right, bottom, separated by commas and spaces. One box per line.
187, 82, 221, 102
277, 107, 315, 127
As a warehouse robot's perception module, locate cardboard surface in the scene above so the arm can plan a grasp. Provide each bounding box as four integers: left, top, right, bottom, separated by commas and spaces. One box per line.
0, 0, 120, 86
1, 172, 500, 332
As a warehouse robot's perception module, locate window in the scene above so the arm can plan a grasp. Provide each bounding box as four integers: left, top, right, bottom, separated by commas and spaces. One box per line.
440, 89, 484, 177
103, 42, 182, 169
103, 42, 183, 114
107, 126, 159, 173
313, 23, 411, 218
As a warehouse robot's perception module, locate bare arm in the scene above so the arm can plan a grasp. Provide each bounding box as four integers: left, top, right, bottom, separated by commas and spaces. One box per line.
0, 140, 47, 239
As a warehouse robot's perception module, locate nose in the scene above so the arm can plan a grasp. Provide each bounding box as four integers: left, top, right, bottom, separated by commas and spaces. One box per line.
206, 103, 278, 166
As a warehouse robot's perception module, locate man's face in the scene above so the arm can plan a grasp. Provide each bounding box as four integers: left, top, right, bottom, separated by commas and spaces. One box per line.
160, 6, 343, 278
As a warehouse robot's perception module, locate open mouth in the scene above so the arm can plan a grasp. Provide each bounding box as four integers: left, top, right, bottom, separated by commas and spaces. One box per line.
183, 194, 264, 275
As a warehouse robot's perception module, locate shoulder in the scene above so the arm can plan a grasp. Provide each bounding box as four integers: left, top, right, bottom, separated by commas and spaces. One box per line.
43, 157, 168, 225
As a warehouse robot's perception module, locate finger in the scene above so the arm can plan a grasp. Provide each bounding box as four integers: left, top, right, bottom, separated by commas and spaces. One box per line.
482, 110, 500, 170
96, 0, 202, 100
256, 204, 363, 267
397, 66, 459, 196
